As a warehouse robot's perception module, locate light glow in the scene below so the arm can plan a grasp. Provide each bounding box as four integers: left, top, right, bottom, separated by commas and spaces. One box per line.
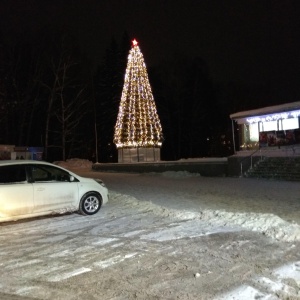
282, 118, 299, 130
263, 121, 277, 132
249, 123, 259, 141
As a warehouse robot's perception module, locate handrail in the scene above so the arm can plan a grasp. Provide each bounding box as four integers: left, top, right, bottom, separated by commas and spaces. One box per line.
284, 144, 296, 156
240, 148, 263, 177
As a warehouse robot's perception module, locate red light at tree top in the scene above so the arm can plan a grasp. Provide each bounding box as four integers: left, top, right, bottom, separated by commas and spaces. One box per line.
132, 39, 138, 47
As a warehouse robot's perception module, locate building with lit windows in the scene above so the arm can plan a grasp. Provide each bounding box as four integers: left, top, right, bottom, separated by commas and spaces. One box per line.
230, 101, 300, 152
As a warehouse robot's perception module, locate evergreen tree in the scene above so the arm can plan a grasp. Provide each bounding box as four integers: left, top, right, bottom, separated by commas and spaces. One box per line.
114, 39, 163, 150
153, 55, 217, 160
93, 36, 130, 162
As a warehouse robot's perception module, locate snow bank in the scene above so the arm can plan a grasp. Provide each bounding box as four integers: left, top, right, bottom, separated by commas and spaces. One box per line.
110, 191, 300, 242
54, 158, 93, 169
161, 171, 201, 178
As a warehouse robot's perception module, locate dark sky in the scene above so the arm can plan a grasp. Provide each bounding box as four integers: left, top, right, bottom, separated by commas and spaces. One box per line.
1, 0, 299, 102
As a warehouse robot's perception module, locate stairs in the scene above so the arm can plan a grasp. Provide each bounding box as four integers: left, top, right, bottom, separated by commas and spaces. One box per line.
246, 157, 300, 181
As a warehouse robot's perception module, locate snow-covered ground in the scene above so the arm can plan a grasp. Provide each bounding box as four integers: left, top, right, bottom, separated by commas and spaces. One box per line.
63, 159, 300, 299
0, 159, 299, 299
60, 159, 300, 243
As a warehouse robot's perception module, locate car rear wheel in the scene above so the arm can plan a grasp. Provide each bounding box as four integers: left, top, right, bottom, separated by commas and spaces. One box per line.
79, 192, 102, 215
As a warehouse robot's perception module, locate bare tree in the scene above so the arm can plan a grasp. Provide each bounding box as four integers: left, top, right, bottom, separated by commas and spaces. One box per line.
55, 71, 86, 161
42, 36, 88, 161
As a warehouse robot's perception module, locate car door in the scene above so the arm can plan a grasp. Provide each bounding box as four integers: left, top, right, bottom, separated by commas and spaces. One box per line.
30, 164, 79, 213
0, 164, 34, 218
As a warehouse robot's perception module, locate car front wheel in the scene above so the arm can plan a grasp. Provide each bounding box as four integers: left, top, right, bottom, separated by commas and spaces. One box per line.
79, 192, 102, 215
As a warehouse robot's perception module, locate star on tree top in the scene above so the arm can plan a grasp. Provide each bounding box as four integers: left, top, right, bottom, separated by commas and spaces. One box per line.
132, 39, 138, 47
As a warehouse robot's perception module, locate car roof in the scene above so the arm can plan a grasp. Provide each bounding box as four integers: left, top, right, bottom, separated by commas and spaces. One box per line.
0, 160, 55, 167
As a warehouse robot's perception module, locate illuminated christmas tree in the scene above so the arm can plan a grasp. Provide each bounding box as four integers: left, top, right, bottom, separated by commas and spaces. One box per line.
114, 39, 163, 162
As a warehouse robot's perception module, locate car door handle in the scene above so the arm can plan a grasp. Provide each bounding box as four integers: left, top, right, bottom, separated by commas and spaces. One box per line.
36, 187, 45, 191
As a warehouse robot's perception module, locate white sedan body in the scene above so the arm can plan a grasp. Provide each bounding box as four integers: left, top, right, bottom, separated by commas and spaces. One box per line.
0, 160, 108, 222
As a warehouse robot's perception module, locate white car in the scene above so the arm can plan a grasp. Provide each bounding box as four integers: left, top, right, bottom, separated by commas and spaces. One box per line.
0, 160, 108, 222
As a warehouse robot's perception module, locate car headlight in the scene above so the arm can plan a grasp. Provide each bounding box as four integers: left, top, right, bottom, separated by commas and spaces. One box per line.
94, 178, 106, 188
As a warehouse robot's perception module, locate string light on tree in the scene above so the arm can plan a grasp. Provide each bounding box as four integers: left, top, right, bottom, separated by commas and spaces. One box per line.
114, 39, 163, 162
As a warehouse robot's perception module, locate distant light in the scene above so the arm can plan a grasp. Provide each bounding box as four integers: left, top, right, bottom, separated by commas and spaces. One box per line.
132, 39, 138, 47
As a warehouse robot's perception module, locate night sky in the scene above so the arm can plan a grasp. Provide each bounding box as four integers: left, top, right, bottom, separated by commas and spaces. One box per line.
1, 0, 299, 104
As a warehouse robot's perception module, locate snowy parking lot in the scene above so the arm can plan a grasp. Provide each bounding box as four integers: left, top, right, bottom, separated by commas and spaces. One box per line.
0, 167, 300, 299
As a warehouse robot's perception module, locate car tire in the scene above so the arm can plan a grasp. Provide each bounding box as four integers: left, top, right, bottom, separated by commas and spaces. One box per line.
79, 192, 102, 215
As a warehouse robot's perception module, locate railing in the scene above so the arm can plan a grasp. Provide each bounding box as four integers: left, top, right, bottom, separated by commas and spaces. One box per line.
284, 144, 297, 156
240, 149, 263, 177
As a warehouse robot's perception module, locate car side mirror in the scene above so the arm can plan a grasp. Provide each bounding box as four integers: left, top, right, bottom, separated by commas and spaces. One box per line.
69, 175, 75, 182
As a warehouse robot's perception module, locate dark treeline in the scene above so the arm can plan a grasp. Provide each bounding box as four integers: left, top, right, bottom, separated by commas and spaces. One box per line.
0, 31, 269, 162
0, 28, 92, 161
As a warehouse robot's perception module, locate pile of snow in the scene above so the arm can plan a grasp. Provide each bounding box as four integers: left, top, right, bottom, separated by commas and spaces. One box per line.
110, 191, 300, 242
161, 171, 201, 178
178, 157, 227, 162
54, 158, 93, 170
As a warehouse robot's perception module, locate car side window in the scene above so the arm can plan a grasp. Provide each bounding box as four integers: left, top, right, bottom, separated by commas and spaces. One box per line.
0, 165, 27, 184
31, 165, 72, 183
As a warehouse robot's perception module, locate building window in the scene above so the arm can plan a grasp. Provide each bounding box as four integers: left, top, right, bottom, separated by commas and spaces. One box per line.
282, 118, 299, 130
249, 123, 259, 141
262, 121, 277, 132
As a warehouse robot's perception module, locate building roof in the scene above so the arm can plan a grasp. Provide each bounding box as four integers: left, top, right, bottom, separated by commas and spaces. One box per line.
230, 101, 300, 120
